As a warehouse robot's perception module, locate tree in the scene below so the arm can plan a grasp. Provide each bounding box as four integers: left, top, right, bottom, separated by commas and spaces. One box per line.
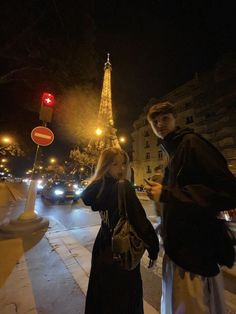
0, 142, 24, 157
44, 164, 65, 180
70, 147, 98, 178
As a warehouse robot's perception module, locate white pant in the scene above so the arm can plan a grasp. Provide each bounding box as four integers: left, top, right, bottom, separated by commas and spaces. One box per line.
161, 254, 226, 314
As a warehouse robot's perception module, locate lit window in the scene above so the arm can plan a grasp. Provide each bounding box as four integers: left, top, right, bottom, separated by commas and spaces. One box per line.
158, 150, 163, 160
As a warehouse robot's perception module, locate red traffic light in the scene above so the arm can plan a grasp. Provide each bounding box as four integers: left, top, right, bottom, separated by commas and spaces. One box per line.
41, 92, 55, 107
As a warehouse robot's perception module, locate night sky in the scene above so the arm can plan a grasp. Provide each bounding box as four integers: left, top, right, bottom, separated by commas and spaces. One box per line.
0, 0, 236, 173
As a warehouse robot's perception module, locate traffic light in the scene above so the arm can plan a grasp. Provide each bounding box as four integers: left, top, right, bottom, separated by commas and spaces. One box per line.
39, 92, 55, 123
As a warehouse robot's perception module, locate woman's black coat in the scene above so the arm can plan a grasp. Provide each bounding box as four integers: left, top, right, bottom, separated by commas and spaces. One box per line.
82, 177, 159, 314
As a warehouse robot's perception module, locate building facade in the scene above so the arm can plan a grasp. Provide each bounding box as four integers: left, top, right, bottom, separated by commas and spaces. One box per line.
132, 55, 236, 185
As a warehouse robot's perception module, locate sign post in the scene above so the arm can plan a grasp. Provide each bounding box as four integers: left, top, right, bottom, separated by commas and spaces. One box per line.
19, 126, 54, 221
0, 93, 55, 237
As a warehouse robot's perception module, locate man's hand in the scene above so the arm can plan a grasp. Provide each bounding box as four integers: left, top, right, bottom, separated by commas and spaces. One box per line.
145, 180, 163, 202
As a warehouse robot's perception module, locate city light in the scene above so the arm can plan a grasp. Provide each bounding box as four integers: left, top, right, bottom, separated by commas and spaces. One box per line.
1, 137, 12, 144
119, 136, 126, 143
50, 158, 56, 164
1, 159, 8, 163
95, 128, 102, 136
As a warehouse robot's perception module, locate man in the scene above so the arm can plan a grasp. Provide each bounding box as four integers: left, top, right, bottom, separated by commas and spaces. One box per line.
146, 101, 236, 314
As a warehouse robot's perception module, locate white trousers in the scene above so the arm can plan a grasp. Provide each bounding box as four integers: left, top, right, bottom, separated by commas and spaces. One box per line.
161, 254, 226, 314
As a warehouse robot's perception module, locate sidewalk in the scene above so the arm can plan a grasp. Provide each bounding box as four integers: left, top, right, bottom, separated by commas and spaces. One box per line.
0, 217, 159, 314
0, 206, 236, 313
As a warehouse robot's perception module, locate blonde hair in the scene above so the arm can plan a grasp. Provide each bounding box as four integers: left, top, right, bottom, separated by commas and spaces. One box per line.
90, 147, 130, 184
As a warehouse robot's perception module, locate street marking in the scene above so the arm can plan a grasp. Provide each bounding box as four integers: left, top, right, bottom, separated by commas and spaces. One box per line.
46, 227, 159, 314
5, 183, 25, 201
34, 132, 52, 139
46, 219, 236, 314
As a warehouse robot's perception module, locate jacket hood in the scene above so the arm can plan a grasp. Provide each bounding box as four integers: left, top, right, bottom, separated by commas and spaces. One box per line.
161, 127, 194, 156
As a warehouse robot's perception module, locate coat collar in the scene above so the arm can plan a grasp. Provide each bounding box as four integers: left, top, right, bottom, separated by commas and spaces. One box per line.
161, 127, 194, 156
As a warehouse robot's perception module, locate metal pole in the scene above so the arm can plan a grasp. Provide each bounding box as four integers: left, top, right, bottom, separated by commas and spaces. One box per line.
20, 121, 47, 220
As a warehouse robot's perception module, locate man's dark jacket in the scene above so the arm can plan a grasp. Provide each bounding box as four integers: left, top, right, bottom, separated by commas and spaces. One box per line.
160, 127, 236, 277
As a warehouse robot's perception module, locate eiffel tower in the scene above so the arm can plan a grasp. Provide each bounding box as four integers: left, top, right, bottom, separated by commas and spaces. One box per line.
88, 53, 120, 152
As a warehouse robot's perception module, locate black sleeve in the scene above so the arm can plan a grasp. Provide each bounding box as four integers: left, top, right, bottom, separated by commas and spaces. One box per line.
81, 180, 102, 210
161, 135, 236, 214
123, 180, 159, 260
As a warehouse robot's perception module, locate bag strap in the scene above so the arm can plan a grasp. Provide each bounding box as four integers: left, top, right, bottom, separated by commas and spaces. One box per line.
117, 180, 128, 219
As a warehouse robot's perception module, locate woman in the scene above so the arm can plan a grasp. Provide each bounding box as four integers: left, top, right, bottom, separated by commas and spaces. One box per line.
81, 147, 159, 314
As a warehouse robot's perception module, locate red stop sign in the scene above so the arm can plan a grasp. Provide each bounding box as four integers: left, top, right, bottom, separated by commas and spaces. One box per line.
31, 126, 54, 146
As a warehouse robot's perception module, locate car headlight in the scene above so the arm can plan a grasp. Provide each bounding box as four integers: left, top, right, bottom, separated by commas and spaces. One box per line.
37, 184, 44, 190
75, 188, 83, 195
54, 189, 64, 196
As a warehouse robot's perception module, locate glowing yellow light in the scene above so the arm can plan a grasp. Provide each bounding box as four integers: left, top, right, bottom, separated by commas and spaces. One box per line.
119, 136, 126, 143
80, 167, 84, 171
50, 158, 56, 164
2, 137, 11, 144
95, 128, 102, 136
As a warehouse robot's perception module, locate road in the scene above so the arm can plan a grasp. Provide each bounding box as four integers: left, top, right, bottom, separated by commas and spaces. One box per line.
0, 182, 236, 313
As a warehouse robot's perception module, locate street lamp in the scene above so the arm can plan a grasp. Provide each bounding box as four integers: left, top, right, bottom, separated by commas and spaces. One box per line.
119, 136, 126, 143
1, 158, 8, 163
95, 128, 103, 136
50, 158, 56, 164
1, 137, 12, 144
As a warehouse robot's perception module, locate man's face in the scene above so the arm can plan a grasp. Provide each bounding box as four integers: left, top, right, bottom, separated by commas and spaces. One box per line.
149, 113, 176, 139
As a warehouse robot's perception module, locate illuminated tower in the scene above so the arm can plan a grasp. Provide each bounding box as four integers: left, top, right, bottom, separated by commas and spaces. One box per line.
89, 53, 120, 151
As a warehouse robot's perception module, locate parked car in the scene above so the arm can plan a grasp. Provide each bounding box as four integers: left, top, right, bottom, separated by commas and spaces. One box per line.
41, 180, 83, 203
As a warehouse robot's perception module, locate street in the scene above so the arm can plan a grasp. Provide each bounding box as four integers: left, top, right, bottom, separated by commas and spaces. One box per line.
0, 181, 236, 314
